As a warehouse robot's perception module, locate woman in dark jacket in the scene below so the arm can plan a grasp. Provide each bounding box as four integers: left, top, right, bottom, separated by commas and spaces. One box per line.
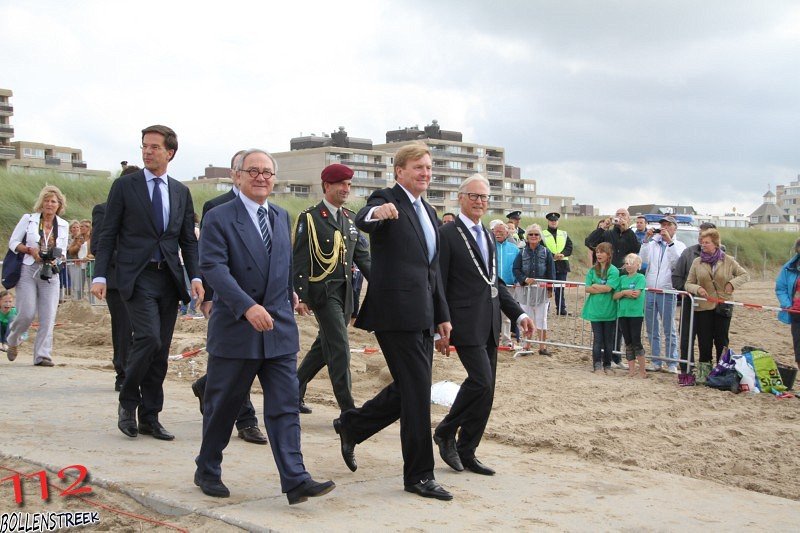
513, 224, 556, 355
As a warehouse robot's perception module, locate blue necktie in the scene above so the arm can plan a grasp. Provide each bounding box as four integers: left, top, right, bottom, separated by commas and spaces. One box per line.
413, 199, 436, 263
473, 225, 488, 268
152, 177, 164, 261
257, 206, 272, 255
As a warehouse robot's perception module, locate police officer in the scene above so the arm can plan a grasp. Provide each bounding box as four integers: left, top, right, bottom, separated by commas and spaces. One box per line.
542, 212, 573, 315
506, 211, 525, 242
294, 164, 371, 414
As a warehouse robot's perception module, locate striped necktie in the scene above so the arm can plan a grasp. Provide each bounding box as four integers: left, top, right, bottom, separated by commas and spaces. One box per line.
257, 206, 272, 255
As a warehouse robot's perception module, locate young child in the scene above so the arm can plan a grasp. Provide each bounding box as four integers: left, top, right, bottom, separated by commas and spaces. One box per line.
581, 242, 619, 373
614, 253, 647, 378
0, 290, 17, 352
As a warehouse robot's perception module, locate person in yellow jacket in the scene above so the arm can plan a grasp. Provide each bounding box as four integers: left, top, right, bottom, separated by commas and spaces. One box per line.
542, 212, 573, 315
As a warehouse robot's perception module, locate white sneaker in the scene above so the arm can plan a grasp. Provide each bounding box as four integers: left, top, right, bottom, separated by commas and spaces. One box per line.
667, 366, 679, 374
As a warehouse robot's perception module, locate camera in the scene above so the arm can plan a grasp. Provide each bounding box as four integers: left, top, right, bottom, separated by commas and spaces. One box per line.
612, 217, 620, 224
652, 228, 661, 234
39, 247, 62, 281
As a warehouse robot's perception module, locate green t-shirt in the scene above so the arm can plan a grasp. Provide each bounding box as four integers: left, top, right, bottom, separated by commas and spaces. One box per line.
581, 265, 619, 322
616, 273, 646, 318
0, 307, 17, 326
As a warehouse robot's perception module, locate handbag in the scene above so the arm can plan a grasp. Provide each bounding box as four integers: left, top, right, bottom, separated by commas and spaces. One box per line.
710, 275, 733, 317
1, 229, 27, 290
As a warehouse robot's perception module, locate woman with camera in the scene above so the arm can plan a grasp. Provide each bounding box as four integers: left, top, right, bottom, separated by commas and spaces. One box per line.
684, 228, 749, 382
6, 185, 69, 366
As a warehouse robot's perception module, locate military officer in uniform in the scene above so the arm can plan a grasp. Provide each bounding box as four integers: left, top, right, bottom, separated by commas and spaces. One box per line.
294, 164, 371, 414
542, 212, 573, 315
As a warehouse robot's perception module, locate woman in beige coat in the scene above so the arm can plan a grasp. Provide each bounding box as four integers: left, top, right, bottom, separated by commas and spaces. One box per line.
685, 228, 749, 380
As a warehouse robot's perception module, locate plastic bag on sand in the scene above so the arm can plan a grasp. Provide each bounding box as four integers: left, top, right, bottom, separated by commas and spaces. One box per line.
431, 381, 461, 407
732, 353, 759, 394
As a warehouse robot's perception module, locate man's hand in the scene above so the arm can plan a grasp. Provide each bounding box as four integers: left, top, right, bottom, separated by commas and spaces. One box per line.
90, 282, 106, 300
190, 280, 204, 303
554, 253, 564, 261
296, 302, 312, 316
435, 337, 450, 356
200, 300, 212, 319
292, 291, 300, 309
661, 228, 673, 244
244, 304, 274, 332
436, 321, 452, 344
519, 317, 536, 338
373, 203, 399, 220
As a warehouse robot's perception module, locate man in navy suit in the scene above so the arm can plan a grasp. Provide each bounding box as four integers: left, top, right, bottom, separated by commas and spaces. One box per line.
92, 125, 203, 441
434, 174, 534, 476
194, 149, 334, 504
332, 142, 454, 501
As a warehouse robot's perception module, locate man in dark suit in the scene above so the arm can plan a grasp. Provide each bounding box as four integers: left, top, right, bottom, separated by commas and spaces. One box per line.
91, 125, 203, 441
189, 150, 268, 446
195, 148, 334, 504
91, 165, 139, 391
332, 142, 454, 501
294, 163, 371, 414
434, 175, 535, 476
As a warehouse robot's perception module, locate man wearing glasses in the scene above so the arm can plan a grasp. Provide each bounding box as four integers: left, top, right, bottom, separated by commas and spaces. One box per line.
92, 125, 203, 441
195, 149, 334, 503
435, 175, 534, 476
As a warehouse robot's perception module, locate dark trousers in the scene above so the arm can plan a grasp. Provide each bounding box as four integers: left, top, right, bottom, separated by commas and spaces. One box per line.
0, 322, 9, 344
106, 287, 132, 388
194, 374, 258, 430
553, 270, 568, 314
618, 316, 644, 359
119, 269, 179, 423
297, 290, 354, 412
591, 320, 616, 368
793, 321, 800, 363
694, 309, 731, 364
196, 354, 309, 493
679, 296, 697, 373
435, 339, 497, 460
340, 330, 434, 485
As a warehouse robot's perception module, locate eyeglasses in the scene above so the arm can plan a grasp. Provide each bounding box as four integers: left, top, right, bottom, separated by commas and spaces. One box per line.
461, 193, 489, 202
241, 168, 276, 179
140, 144, 165, 152
527, 233, 541, 237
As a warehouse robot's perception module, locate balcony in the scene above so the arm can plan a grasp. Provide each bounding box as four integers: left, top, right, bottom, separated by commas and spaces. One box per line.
0, 105, 12, 114
339, 159, 387, 169
432, 165, 475, 175
431, 149, 478, 160
0, 125, 12, 137
71, 161, 87, 168
487, 171, 503, 177
430, 179, 459, 190
352, 177, 387, 186
45, 156, 62, 166
0, 146, 14, 159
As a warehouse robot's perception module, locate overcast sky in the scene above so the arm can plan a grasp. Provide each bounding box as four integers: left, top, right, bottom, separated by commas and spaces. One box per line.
2, 0, 799, 215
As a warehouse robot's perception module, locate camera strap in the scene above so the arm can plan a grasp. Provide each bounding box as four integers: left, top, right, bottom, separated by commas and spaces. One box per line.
38, 216, 57, 251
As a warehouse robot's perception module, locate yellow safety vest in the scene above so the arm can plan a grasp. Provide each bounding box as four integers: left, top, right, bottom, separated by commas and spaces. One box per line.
542, 230, 569, 261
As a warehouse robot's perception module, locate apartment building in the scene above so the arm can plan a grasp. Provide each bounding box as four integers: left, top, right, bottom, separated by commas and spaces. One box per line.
0, 88, 109, 179
776, 176, 800, 222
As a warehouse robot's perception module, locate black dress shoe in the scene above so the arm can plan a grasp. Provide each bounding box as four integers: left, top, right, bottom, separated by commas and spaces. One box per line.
461, 457, 495, 476
299, 401, 312, 414
404, 479, 453, 501
286, 478, 335, 505
117, 404, 138, 437
194, 471, 230, 498
191, 380, 204, 415
138, 420, 175, 441
332, 418, 357, 472
237, 426, 268, 444
433, 433, 463, 472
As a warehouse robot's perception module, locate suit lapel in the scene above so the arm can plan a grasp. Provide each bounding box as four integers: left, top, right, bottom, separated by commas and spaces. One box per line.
167, 176, 181, 231
234, 198, 268, 277
392, 184, 429, 259
133, 172, 159, 234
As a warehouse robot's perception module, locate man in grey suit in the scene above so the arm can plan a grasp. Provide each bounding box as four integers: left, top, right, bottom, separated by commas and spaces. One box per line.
194, 148, 334, 504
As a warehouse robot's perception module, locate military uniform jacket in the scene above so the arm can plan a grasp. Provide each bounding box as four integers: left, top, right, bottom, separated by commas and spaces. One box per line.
293, 201, 371, 317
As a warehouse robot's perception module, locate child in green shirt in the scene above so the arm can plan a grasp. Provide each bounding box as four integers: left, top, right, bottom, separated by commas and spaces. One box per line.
0, 290, 18, 351
582, 243, 619, 372
614, 253, 647, 378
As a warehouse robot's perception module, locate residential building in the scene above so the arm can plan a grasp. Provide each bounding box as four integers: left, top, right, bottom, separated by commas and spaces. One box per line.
628, 204, 697, 216
776, 177, 800, 222
749, 189, 799, 232
0, 88, 109, 179
694, 211, 750, 229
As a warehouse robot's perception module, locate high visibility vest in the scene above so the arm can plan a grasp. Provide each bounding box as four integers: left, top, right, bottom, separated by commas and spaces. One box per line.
542, 230, 569, 261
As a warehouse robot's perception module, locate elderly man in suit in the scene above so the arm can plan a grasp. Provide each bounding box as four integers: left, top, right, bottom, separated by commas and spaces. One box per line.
194, 148, 334, 504
435, 174, 535, 476
189, 150, 268, 446
332, 142, 454, 501
92, 125, 203, 441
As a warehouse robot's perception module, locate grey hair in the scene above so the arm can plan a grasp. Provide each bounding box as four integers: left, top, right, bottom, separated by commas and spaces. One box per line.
489, 219, 505, 229
236, 149, 278, 173
458, 173, 490, 193
230, 149, 247, 170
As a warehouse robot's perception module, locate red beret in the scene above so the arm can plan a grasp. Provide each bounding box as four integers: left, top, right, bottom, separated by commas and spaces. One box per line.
321, 163, 354, 183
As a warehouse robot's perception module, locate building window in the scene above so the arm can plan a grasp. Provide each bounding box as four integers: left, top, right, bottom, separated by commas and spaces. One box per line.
769, 215, 779, 223
353, 187, 371, 197
535, 197, 550, 206
448, 161, 462, 170
349, 153, 368, 163
750, 216, 759, 224
23, 147, 45, 159
353, 170, 368, 179
476, 148, 485, 157
449, 192, 459, 200
56, 152, 73, 163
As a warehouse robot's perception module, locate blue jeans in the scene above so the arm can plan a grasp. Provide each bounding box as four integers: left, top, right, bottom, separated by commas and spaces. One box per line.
645, 292, 678, 367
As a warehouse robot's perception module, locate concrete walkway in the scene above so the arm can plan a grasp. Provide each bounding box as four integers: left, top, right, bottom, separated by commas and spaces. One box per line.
1, 359, 799, 531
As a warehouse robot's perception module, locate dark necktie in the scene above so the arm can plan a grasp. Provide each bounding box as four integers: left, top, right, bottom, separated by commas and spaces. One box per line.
257, 206, 272, 255
152, 177, 164, 261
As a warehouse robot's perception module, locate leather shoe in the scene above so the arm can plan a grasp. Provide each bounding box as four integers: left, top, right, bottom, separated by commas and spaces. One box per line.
194, 471, 229, 498
461, 456, 495, 476
34, 359, 54, 367
138, 420, 175, 441
333, 418, 357, 472
299, 400, 312, 414
286, 478, 335, 505
433, 433, 463, 472
6, 344, 17, 362
117, 404, 138, 438
404, 479, 453, 501
237, 426, 268, 445
191, 379, 204, 415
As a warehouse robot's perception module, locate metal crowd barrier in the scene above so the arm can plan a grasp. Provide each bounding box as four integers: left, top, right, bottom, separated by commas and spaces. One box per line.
60, 258, 98, 305
510, 278, 698, 371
